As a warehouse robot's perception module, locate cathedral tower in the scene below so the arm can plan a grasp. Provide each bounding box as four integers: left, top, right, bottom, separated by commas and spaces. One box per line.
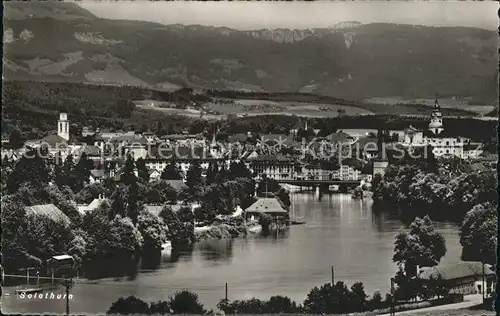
58, 113, 70, 141
428, 97, 443, 135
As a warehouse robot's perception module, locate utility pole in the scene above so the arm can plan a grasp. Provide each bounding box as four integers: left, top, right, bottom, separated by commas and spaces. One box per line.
390, 277, 395, 316
331, 266, 334, 286
62, 278, 74, 316
482, 262, 485, 305
225, 282, 228, 301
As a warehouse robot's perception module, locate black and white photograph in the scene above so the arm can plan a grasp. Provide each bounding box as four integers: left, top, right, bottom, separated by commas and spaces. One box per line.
1, 1, 498, 315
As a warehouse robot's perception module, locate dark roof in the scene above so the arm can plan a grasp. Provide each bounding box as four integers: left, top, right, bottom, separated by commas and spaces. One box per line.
40, 134, 68, 147
245, 198, 288, 214
163, 134, 204, 141
422, 129, 459, 139
24, 204, 71, 226
419, 261, 495, 281
148, 146, 214, 160
248, 154, 293, 162
228, 133, 249, 143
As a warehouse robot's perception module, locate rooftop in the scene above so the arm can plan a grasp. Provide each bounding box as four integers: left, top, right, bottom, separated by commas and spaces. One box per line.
245, 198, 288, 214
418, 261, 495, 281
24, 204, 71, 226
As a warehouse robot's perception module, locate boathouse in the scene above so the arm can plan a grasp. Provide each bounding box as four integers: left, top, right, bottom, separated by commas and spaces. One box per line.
244, 198, 288, 221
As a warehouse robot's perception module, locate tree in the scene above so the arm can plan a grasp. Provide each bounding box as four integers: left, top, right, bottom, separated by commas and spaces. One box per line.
62, 154, 77, 190
107, 296, 150, 315
7, 148, 51, 193
9, 129, 24, 149
229, 161, 252, 179
161, 160, 182, 180
82, 203, 143, 259
265, 296, 300, 313
149, 300, 172, 314
394, 268, 419, 302
136, 209, 167, 250
185, 161, 203, 190
215, 164, 228, 183
205, 162, 219, 185
159, 205, 194, 247
54, 152, 64, 187
135, 157, 150, 182
121, 155, 137, 185
393, 216, 446, 277
127, 181, 140, 224
110, 184, 128, 219
145, 180, 177, 204
460, 202, 497, 265
349, 282, 368, 311
303, 281, 353, 314
367, 291, 384, 311
74, 152, 92, 191
168, 290, 205, 314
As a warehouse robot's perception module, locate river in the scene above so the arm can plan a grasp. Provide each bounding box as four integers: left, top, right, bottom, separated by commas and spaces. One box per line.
1, 193, 462, 314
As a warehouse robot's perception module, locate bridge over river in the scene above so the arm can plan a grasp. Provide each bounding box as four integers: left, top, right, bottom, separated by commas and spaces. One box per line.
276, 179, 361, 194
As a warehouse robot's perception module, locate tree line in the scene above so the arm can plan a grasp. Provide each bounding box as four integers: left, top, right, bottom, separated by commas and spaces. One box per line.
1, 149, 292, 274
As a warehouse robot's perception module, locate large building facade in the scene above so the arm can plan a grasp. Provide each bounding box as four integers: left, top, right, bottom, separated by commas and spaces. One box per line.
401, 99, 483, 158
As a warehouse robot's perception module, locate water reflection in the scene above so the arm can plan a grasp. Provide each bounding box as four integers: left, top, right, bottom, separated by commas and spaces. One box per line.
198, 239, 234, 262
2, 193, 462, 315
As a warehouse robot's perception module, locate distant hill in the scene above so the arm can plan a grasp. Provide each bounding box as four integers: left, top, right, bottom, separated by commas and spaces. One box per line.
3, 2, 498, 103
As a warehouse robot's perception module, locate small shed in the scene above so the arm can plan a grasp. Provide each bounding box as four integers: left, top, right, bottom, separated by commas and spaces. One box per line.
245, 198, 288, 221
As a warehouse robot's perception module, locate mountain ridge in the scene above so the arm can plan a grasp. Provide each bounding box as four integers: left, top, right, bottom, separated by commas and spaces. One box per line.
3, 2, 498, 103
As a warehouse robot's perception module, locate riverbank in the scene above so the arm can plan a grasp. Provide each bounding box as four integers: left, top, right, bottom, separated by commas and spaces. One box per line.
194, 217, 263, 242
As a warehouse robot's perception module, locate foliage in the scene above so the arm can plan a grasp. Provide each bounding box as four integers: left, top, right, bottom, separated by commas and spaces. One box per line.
144, 180, 178, 204
393, 216, 446, 277
82, 203, 143, 259
373, 163, 497, 221
135, 157, 150, 182
136, 209, 168, 250
107, 296, 150, 315
303, 281, 373, 314
168, 290, 206, 314
161, 160, 183, 180
158, 205, 194, 248
198, 177, 255, 220
120, 155, 137, 185
185, 160, 203, 191
460, 202, 498, 265
6, 148, 51, 193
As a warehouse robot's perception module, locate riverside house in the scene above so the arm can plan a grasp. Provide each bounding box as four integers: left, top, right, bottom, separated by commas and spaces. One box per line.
418, 261, 496, 296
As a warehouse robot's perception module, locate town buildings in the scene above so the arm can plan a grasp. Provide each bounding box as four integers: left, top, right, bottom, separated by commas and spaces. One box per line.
401, 99, 483, 159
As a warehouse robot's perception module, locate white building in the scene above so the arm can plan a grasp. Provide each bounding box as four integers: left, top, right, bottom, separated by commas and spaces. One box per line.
401, 99, 483, 159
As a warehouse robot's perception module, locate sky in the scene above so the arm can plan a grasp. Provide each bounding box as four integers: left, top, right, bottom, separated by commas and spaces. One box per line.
78, 1, 498, 31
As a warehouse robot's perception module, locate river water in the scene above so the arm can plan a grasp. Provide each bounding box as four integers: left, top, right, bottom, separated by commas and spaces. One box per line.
1, 194, 462, 314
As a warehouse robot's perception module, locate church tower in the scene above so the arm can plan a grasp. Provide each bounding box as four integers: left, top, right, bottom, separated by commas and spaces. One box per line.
58, 113, 70, 141
428, 97, 443, 135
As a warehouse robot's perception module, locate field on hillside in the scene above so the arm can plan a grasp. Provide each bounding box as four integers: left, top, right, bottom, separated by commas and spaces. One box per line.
365, 97, 495, 116
205, 99, 374, 117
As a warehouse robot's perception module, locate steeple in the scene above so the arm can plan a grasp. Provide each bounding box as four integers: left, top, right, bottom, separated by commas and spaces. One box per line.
58, 113, 70, 141
429, 94, 443, 135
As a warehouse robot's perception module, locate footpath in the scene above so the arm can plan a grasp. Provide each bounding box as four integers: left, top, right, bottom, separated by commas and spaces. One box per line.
378, 294, 483, 316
